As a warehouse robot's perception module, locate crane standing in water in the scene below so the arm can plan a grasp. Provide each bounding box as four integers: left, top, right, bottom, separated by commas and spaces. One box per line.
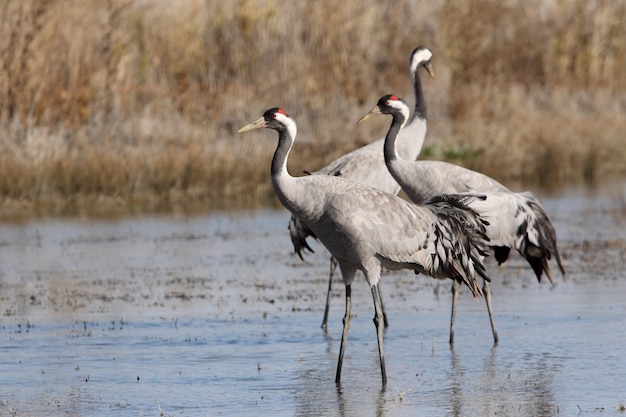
239, 106, 491, 383
359, 94, 566, 346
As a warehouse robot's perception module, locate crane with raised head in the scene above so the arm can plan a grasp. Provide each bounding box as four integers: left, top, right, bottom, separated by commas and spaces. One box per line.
359, 94, 566, 346
239, 106, 491, 383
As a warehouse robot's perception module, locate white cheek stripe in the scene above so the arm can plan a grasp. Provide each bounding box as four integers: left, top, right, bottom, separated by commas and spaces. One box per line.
274, 112, 292, 126
275, 112, 298, 141
411, 48, 433, 72
390, 100, 411, 124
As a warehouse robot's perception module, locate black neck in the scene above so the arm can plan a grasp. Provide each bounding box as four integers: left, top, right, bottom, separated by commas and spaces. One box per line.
383, 113, 407, 164
413, 66, 427, 121
271, 128, 293, 178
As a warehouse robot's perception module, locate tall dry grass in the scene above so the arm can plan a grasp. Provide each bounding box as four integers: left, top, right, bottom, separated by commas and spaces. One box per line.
0, 0, 625, 219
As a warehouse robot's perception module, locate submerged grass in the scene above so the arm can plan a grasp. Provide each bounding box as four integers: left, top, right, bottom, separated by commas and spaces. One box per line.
0, 0, 625, 219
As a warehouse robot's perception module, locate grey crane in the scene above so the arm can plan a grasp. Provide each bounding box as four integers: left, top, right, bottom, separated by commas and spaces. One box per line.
238, 106, 491, 383
359, 94, 566, 346
289, 46, 435, 329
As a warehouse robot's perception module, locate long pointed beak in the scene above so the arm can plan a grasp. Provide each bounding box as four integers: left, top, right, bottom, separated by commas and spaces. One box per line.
424, 62, 435, 79
358, 106, 382, 124
237, 116, 266, 133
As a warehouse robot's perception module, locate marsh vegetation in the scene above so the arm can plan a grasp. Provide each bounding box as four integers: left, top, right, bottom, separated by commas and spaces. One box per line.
1, 0, 624, 219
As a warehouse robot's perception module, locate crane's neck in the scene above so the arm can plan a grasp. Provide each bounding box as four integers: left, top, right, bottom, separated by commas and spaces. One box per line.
270, 126, 295, 178
383, 112, 409, 166
270, 122, 300, 212
411, 65, 427, 122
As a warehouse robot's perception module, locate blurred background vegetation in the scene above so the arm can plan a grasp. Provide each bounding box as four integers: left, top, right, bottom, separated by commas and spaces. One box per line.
1, 0, 625, 219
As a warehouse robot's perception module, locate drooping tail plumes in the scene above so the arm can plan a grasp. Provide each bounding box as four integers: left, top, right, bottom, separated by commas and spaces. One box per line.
288, 215, 316, 260
424, 193, 492, 298
519, 192, 566, 284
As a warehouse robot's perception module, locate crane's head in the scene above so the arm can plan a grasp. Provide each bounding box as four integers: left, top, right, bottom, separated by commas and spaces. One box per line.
410, 46, 434, 79
238, 107, 293, 133
358, 95, 411, 124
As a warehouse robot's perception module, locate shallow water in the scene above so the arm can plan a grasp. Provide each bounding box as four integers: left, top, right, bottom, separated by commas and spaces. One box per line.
1, 181, 625, 416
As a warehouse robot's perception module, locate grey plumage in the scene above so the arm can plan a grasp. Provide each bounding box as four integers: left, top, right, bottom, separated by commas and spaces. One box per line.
288, 46, 435, 328
360, 94, 566, 345
239, 106, 490, 383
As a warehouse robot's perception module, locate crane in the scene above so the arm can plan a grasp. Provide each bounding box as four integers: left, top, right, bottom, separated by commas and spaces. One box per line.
359, 94, 566, 346
289, 46, 435, 329
238, 106, 491, 383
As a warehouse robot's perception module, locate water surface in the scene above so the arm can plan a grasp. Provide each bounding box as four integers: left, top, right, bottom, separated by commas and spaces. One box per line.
1, 181, 625, 416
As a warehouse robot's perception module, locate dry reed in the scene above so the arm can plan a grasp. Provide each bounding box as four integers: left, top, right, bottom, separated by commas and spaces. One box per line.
0, 0, 625, 219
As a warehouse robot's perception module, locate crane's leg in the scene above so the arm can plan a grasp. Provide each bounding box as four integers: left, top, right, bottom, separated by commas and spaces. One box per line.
371, 285, 387, 384
449, 279, 460, 347
335, 284, 352, 384
483, 279, 499, 345
376, 283, 389, 328
322, 257, 338, 330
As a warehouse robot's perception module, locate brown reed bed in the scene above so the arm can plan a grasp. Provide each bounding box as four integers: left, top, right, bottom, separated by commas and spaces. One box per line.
0, 0, 625, 220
